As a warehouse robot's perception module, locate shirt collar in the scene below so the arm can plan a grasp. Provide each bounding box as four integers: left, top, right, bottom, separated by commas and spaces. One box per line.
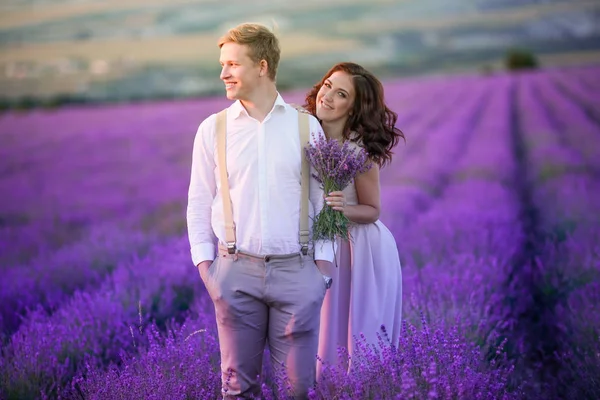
230, 92, 288, 119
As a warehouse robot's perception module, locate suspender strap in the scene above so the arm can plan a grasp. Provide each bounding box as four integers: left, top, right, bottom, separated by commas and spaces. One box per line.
298, 112, 310, 255
216, 109, 311, 256
215, 110, 236, 254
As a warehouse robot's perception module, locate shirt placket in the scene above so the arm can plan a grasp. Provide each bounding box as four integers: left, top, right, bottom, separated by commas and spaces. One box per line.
257, 120, 269, 251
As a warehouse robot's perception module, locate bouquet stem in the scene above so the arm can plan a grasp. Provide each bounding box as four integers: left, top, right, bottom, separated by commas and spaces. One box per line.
312, 180, 351, 242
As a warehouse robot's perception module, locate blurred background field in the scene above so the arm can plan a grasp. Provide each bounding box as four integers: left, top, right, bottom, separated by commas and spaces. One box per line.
1, 0, 600, 107
1, 1, 600, 399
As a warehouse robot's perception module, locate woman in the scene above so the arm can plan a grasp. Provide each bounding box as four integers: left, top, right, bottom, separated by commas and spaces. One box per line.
302, 62, 404, 376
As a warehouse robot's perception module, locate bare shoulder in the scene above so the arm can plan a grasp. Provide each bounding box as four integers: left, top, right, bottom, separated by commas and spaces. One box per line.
357, 162, 380, 181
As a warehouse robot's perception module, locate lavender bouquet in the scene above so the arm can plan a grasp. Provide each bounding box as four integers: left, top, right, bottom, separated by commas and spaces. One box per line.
305, 133, 372, 242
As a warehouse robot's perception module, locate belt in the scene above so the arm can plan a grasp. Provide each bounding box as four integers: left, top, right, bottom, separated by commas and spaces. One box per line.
217, 244, 312, 262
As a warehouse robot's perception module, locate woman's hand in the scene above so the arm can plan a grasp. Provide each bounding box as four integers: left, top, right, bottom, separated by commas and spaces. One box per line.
325, 191, 347, 213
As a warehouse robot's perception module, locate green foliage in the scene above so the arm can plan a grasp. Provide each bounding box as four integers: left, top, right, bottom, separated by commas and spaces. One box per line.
13, 96, 37, 112
0, 97, 10, 112
505, 48, 539, 71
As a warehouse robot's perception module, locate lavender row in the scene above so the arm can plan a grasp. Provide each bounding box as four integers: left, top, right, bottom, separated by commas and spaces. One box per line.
0, 97, 224, 161
399, 74, 519, 258
0, 236, 201, 399
536, 74, 600, 171
547, 70, 600, 120
517, 71, 600, 300
74, 308, 520, 399
510, 70, 600, 397
364, 79, 486, 231
516, 74, 600, 227
382, 76, 490, 128
389, 78, 488, 167
386, 69, 599, 397
394, 75, 522, 337
0, 223, 156, 337
0, 103, 203, 264
380, 79, 493, 230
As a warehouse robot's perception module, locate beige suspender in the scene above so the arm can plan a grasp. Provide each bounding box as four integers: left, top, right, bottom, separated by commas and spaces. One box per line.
298, 112, 310, 255
215, 110, 236, 254
215, 109, 311, 255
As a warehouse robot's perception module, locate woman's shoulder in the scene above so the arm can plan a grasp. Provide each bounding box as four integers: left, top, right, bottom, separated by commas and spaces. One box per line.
289, 103, 312, 115
348, 132, 365, 149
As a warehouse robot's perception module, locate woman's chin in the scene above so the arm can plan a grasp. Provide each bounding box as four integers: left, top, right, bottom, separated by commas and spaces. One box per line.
316, 110, 330, 122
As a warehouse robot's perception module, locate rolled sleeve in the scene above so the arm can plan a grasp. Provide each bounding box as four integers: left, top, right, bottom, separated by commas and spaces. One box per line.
314, 239, 336, 262
186, 114, 218, 266
191, 243, 216, 267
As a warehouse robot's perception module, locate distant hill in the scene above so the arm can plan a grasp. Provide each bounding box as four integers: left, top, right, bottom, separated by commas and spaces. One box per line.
1, 0, 599, 105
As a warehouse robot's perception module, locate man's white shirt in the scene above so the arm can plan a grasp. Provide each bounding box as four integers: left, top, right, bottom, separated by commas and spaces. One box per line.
187, 94, 336, 266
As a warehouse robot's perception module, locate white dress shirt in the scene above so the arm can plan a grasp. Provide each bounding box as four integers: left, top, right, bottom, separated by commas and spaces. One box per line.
187, 93, 335, 266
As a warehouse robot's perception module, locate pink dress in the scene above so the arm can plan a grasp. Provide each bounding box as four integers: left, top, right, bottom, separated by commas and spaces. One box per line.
316, 151, 403, 376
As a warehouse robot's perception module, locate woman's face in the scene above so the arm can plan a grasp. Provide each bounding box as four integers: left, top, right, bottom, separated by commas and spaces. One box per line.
315, 70, 355, 124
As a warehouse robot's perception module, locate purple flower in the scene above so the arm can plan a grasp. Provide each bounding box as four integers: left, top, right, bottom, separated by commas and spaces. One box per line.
304, 134, 372, 242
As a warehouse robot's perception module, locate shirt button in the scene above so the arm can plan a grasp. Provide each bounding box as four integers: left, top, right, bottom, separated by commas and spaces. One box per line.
264, 256, 271, 262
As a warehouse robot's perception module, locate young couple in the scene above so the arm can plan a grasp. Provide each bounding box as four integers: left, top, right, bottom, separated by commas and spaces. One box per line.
186, 22, 404, 399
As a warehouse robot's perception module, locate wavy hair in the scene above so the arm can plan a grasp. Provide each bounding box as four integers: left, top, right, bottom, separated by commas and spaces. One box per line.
303, 62, 405, 167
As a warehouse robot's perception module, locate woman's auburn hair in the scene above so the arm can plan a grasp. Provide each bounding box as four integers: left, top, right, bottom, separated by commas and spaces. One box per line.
304, 62, 405, 167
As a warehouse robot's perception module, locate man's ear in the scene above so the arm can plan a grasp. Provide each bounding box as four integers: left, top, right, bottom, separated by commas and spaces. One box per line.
259, 60, 268, 77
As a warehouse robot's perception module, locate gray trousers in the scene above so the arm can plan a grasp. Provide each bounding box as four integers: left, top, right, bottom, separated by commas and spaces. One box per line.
200, 247, 328, 399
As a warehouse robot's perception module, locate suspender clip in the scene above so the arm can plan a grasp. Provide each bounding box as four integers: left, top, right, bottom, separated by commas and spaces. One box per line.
301, 244, 309, 256
299, 229, 309, 255
226, 242, 237, 254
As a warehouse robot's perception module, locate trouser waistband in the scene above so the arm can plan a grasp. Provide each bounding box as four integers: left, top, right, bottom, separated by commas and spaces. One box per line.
217, 244, 313, 262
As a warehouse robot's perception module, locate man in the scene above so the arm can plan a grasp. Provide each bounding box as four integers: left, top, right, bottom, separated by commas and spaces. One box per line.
186, 23, 334, 399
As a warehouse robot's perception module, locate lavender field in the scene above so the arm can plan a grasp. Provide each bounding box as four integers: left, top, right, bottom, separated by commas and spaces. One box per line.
1, 65, 599, 400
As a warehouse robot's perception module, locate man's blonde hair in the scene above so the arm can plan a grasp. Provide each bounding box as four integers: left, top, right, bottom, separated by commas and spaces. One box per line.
218, 23, 280, 81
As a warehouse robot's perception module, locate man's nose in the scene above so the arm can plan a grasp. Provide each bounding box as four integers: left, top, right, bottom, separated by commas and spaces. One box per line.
220, 66, 229, 80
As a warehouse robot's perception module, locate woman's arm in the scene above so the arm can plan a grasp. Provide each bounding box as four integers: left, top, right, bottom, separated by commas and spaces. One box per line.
326, 163, 381, 224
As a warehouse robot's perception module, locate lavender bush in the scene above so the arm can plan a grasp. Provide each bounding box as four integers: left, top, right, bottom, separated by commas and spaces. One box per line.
511, 72, 600, 398
72, 314, 521, 400
0, 224, 155, 337
0, 238, 199, 399
313, 317, 521, 400
70, 299, 221, 400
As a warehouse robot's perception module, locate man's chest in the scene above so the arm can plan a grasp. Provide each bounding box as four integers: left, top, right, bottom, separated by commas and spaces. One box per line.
223, 128, 301, 183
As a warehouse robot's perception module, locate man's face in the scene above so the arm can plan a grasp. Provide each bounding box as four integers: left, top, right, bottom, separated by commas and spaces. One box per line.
219, 42, 261, 101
